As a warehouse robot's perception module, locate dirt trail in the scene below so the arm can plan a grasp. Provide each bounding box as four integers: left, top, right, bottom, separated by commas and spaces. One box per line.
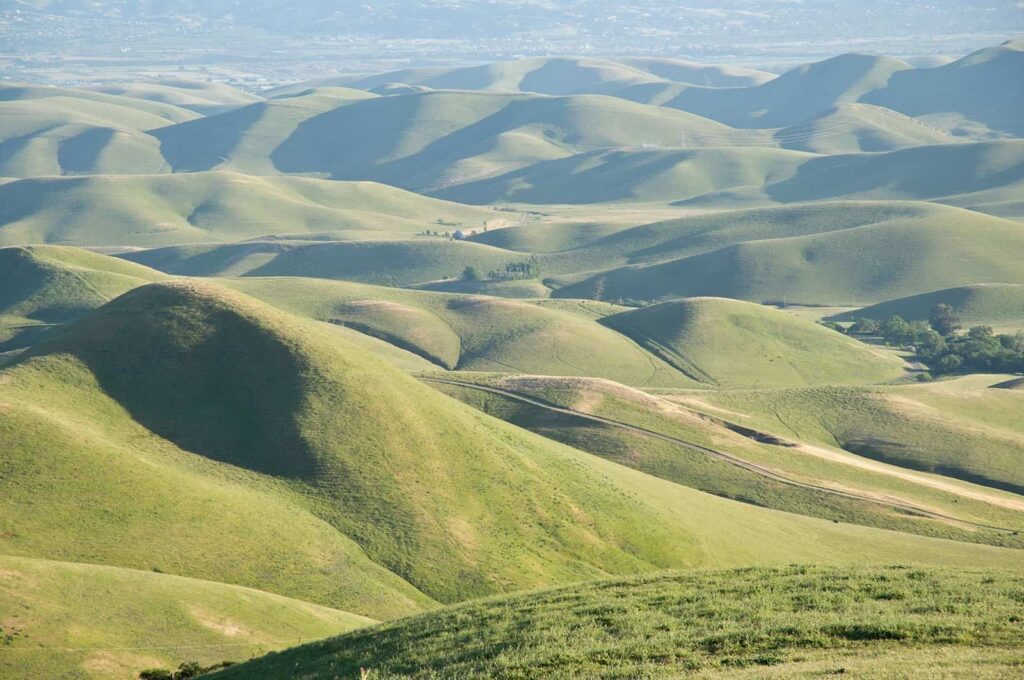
423, 376, 1022, 532
794, 440, 1024, 513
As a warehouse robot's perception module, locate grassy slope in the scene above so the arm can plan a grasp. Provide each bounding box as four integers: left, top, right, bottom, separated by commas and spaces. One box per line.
0, 83, 198, 177
120, 239, 524, 285
271, 57, 773, 96
662, 54, 913, 128
602, 298, 907, 387
434, 373, 1024, 545
153, 88, 377, 175
685, 375, 1024, 496
773, 103, 956, 154
155, 89, 763, 193
209, 566, 1024, 680
554, 204, 1024, 305
832, 284, 1024, 331
0, 554, 373, 680
432, 147, 813, 205
0, 172, 495, 247
0, 83, 199, 126
619, 57, 774, 87
439, 138, 1022, 208
3, 283, 1019, 619
863, 40, 1024, 137
678, 139, 1024, 212
0, 245, 168, 351
86, 79, 262, 114
220, 276, 696, 387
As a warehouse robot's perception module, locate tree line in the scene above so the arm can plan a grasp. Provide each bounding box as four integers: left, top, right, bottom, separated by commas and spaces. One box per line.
837, 304, 1024, 375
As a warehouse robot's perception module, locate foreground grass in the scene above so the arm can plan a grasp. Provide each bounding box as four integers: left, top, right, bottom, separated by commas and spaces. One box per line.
208, 565, 1024, 679
0, 554, 372, 680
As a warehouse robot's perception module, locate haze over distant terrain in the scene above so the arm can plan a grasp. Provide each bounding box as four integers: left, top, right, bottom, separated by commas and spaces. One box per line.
2, 0, 1022, 86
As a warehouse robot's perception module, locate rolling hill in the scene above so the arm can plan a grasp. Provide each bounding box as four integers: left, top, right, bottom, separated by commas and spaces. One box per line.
152, 89, 764, 192
152, 87, 377, 175
862, 39, 1024, 137
684, 375, 1024, 497
832, 284, 1024, 331
649, 42, 1024, 140
0, 554, 372, 680
4, 281, 1018, 628
661, 53, 914, 129
0, 172, 496, 247
210, 566, 1024, 680
0, 83, 201, 177
219, 277, 696, 387
601, 298, 907, 387
0, 245, 168, 351
554, 203, 1024, 305
0, 83, 199, 126
619, 57, 775, 87
282, 56, 774, 97
433, 146, 813, 205
439, 138, 1021, 208
86, 78, 262, 115
773, 103, 957, 154
433, 372, 1024, 545
119, 239, 523, 284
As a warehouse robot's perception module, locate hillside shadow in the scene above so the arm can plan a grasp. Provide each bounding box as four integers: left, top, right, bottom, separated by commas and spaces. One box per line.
52, 286, 321, 480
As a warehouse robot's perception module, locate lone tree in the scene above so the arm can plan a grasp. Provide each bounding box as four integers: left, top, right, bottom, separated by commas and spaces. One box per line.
929, 304, 961, 336
462, 265, 480, 281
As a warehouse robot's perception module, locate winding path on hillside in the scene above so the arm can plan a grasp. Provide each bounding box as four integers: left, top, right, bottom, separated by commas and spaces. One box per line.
421, 376, 1021, 534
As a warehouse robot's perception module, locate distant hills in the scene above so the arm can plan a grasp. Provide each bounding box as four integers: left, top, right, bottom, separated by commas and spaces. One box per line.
270, 56, 774, 98
0, 172, 496, 247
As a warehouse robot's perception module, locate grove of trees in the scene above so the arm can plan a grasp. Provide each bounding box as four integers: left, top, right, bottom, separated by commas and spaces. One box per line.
845, 304, 1024, 375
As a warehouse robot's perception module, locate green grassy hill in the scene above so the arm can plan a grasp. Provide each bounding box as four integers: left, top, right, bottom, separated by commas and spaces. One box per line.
0, 107, 169, 178
774, 103, 957, 154
832, 284, 1024, 331
619, 57, 774, 87
652, 43, 1023, 140
554, 204, 1024, 305
4, 281, 1018, 626
153, 89, 764, 193
220, 277, 696, 387
685, 375, 1024, 496
153, 88, 377, 175
280, 56, 773, 98
435, 373, 1024, 546
0, 172, 495, 247
0, 245, 167, 351
671, 139, 1024, 214
0, 83, 200, 126
662, 53, 913, 129
0, 83, 199, 177
760, 140, 1024, 205
433, 147, 812, 205
209, 565, 1024, 680
602, 298, 907, 387
87, 78, 262, 115
340, 56, 664, 95
0, 554, 372, 680
863, 40, 1024, 137
440, 138, 1020, 208
120, 239, 521, 284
